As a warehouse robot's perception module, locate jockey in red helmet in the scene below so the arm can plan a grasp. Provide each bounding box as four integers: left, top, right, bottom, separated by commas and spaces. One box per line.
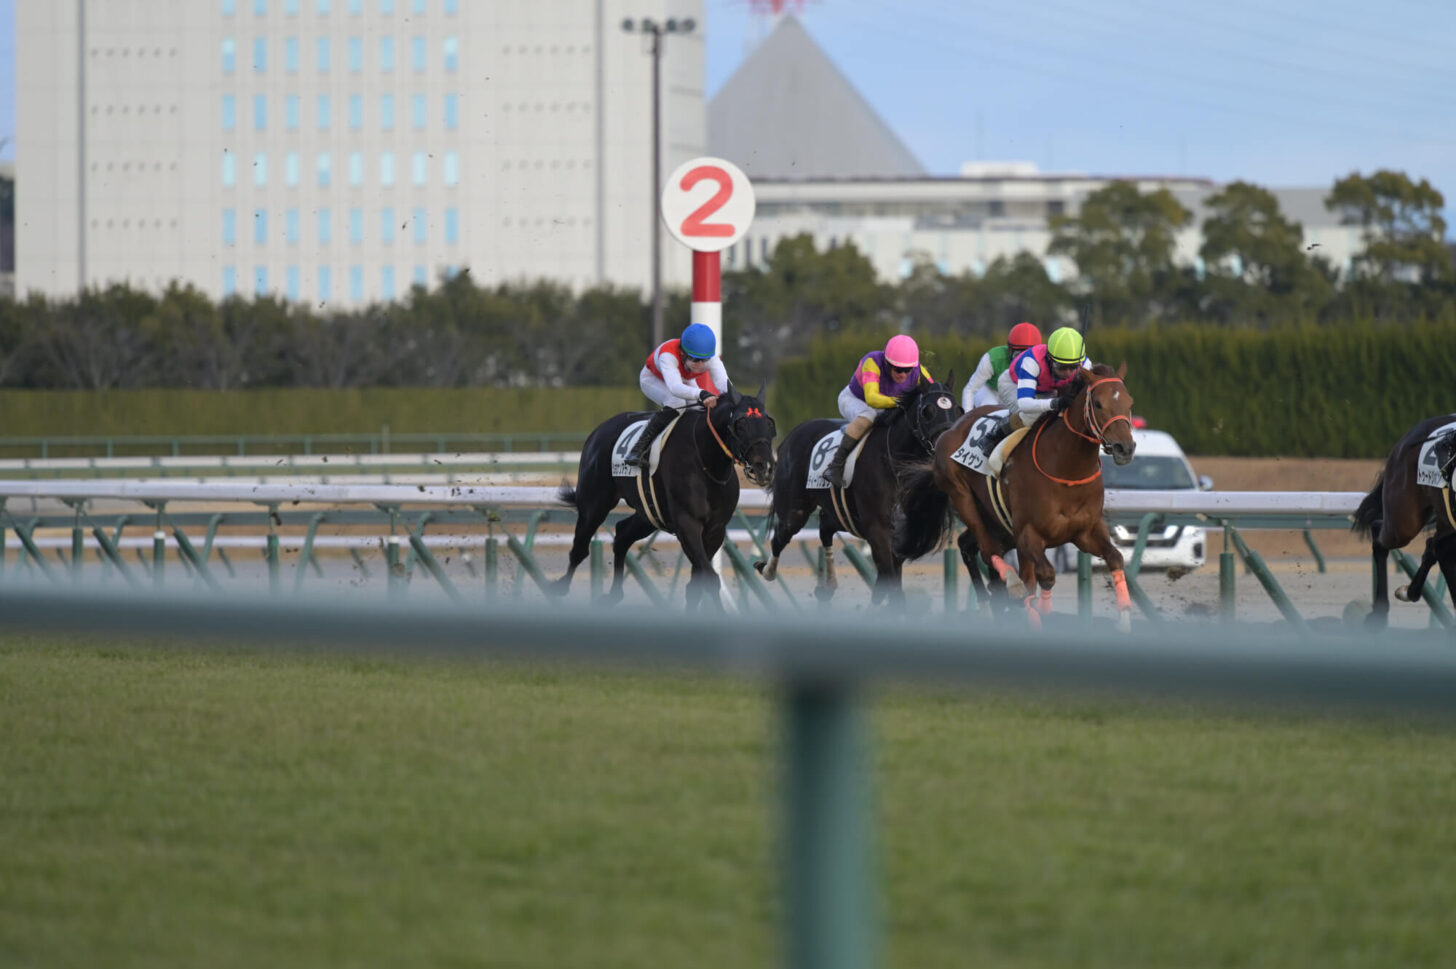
823, 334, 933, 488
961, 322, 1043, 412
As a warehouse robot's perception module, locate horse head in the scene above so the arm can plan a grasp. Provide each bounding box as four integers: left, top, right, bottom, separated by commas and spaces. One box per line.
899, 368, 963, 454
718, 380, 777, 487
1075, 363, 1136, 466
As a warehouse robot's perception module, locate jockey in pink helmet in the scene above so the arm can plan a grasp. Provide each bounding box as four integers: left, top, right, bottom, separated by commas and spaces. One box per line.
823, 334, 934, 487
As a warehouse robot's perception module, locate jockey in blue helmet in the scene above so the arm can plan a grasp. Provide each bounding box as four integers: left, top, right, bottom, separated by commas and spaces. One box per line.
625, 323, 731, 467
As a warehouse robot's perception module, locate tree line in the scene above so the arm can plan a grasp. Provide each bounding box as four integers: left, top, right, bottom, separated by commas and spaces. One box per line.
0, 168, 1449, 391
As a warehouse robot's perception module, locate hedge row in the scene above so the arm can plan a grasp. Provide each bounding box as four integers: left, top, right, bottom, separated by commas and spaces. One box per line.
769, 321, 1455, 458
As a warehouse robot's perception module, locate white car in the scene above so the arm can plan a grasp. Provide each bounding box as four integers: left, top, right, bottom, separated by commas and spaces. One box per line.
1098, 427, 1211, 570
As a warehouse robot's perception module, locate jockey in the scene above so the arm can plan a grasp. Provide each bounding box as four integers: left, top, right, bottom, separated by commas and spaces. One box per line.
961, 321, 1043, 411
983, 326, 1092, 450
823, 334, 933, 488
624, 322, 729, 468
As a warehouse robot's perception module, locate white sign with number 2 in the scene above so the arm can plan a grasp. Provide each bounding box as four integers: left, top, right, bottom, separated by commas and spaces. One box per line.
660, 157, 756, 253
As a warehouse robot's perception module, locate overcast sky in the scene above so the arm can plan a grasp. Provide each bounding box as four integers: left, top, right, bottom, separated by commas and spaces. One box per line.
704, 0, 1456, 214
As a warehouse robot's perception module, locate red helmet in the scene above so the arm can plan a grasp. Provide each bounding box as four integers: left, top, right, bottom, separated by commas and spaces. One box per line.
1008, 322, 1043, 353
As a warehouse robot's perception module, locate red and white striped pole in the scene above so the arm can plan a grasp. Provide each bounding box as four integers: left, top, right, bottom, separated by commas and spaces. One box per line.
691, 250, 722, 348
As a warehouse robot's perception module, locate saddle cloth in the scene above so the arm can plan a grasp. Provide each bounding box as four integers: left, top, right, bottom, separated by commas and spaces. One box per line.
610, 413, 683, 478
949, 410, 1029, 479
1416, 421, 1456, 489
805, 426, 870, 490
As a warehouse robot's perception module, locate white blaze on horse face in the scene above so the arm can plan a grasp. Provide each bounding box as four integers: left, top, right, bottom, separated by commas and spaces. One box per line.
1113, 390, 1121, 401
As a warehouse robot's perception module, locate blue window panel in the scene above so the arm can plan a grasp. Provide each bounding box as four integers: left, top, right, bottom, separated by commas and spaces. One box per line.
286, 208, 300, 243
443, 264, 458, 280
348, 36, 361, 72
348, 94, 363, 130
252, 37, 266, 73
444, 0, 456, 13
348, 152, 363, 186
317, 207, 332, 243
349, 0, 361, 12
222, 38, 236, 73
413, 264, 427, 286
318, 266, 332, 301
411, 36, 425, 73
412, 207, 426, 244
380, 93, 395, 130
253, 94, 267, 130
411, 94, 425, 130
285, 36, 298, 72
254, 0, 266, 14
222, 95, 236, 130
254, 208, 267, 243
349, 265, 363, 302
285, 151, 300, 185
255, 266, 268, 296
443, 36, 457, 72
379, 36, 394, 72
444, 207, 458, 244
316, 36, 330, 72
381, 265, 395, 300
285, 0, 299, 14
317, 152, 331, 186
381, 207, 395, 244
285, 95, 300, 130
317, 0, 330, 11
222, 151, 236, 185
223, 266, 237, 295
253, 152, 268, 186
349, 208, 363, 243
412, 0, 424, 13
287, 266, 301, 300
380, 0, 393, 13
379, 152, 395, 186
223, 0, 236, 16
316, 93, 331, 130
443, 93, 457, 130
222, 208, 237, 245
411, 151, 426, 185
442, 151, 458, 186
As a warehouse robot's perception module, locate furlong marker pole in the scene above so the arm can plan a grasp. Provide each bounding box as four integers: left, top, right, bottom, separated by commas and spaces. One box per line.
692, 250, 721, 344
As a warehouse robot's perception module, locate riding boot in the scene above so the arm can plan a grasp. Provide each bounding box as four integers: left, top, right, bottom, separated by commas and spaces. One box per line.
822, 434, 859, 488
625, 407, 677, 468
984, 414, 1011, 450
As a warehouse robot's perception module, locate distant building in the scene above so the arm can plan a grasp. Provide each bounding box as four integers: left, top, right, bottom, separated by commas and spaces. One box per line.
16, 0, 706, 306
710, 16, 1363, 284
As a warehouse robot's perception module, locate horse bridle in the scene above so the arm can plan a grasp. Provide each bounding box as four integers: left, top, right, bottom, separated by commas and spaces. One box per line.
1064, 376, 1132, 454
703, 398, 776, 482
900, 387, 957, 454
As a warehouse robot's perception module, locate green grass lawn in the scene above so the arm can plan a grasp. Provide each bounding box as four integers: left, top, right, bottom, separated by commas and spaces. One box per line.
2, 638, 1455, 968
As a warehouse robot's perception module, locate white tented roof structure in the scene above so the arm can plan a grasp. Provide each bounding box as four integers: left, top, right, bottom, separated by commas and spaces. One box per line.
709, 16, 924, 180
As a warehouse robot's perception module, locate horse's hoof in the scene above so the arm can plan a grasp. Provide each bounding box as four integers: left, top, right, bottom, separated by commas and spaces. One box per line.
595, 589, 624, 607
756, 559, 779, 582
1115, 610, 1132, 634
813, 585, 835, 602
546, 576, 571, 598
1395, 584, 1415, 603
1004, 576, 1026, 599
1364, 608, 1389, 631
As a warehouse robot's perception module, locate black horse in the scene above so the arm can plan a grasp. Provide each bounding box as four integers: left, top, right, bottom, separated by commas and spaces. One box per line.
1351, 414, 1456, 628
753, 374, 960, 606
552, 383, 777, 609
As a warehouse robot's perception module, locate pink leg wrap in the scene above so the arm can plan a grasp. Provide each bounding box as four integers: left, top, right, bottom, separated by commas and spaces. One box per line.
1111, 570, 1131, 612
991, 555, 1014, 582
1022, 593, 1042, 628
1038, 587, 1053, 615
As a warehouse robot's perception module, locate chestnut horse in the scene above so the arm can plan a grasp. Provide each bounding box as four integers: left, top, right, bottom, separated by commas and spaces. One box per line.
895, 363, 1137, 629
1350, 414, 1456, 628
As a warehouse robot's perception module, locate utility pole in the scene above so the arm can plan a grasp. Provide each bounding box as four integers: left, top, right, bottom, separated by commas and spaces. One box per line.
621, 16, 696, 348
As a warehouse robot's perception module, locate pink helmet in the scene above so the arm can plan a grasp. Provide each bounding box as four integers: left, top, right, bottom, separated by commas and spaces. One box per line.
884, 334, 920, 369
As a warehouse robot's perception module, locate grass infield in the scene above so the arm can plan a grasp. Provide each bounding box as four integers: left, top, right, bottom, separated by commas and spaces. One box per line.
2, 638, 1455, 968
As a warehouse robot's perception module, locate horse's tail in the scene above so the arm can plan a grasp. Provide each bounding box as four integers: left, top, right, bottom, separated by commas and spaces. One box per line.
1350, 471, 1383, 538
894, 458, 951, 561
557, 480, 578, 507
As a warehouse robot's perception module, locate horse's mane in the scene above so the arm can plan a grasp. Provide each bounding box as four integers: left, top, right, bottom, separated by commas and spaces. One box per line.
1030, 363, 1117, 432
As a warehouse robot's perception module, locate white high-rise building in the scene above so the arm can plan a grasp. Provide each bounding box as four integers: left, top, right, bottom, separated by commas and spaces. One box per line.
17, 0, 706, 306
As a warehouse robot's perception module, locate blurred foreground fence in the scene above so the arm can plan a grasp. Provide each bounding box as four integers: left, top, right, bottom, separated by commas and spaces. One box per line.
0, 584, 1453, 969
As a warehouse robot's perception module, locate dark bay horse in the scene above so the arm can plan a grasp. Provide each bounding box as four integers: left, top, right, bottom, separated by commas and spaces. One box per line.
895, 364, 1136, 629
552, 383, 776, 609
753, 374, 960, 606
1351, 414, 1456, 628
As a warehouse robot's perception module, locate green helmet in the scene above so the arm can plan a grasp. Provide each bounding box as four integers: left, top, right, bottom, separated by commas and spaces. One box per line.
1046, 327, 1085, 366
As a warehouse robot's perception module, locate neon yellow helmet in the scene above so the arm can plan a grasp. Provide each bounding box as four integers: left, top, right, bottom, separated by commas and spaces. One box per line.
1046, 327, 1085, 366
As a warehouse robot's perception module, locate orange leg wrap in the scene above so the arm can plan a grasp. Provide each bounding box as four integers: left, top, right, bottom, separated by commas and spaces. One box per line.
991, 555, 1015, 582
1022, 593, 1042, 629
1038, 587, 1053, 615
1111, 569, 1131, 612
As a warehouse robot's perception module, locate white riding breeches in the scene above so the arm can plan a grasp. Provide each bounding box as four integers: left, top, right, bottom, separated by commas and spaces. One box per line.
639, 369, 688, 410
837, 386, 878, 424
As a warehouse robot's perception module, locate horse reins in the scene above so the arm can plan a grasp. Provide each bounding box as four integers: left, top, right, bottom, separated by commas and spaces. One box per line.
1032, 376, 1130, 487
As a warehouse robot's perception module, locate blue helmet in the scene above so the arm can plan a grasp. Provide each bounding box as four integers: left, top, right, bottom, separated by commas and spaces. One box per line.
680, 323, 716, 360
